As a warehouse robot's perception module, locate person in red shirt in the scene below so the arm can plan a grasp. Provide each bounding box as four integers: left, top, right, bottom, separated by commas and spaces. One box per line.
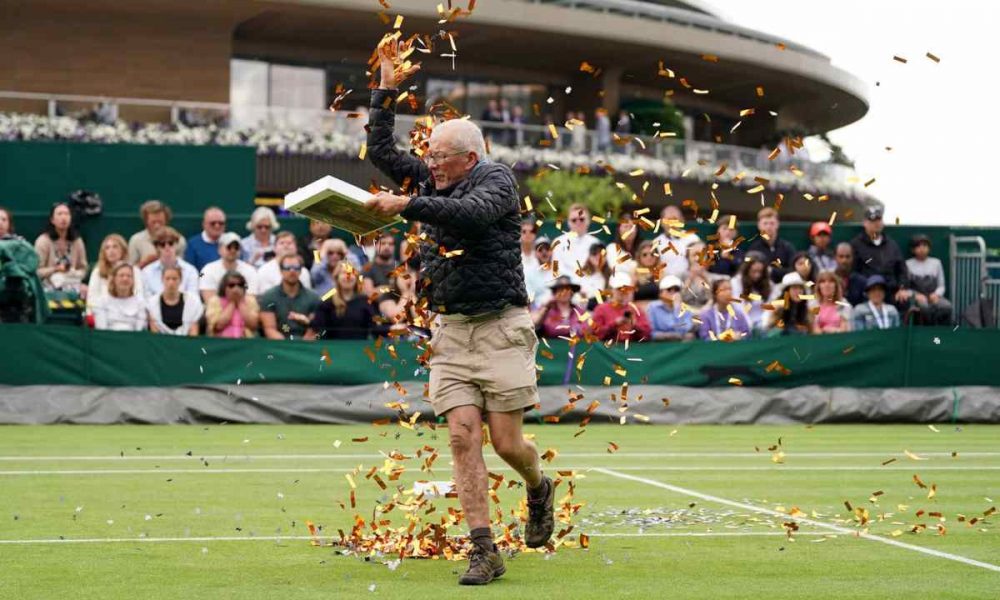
590, 272, 651, 343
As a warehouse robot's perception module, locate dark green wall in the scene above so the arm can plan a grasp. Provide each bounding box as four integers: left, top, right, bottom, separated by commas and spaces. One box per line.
0, 141, 262, 258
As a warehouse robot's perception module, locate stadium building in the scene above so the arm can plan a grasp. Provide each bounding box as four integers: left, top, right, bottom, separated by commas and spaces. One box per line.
2, 0, 875, 221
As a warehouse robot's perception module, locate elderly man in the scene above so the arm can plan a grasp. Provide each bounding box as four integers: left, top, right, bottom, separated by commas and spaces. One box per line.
364, 40, 553, 586
850, 206, 909, 308
185, 207, 227, 272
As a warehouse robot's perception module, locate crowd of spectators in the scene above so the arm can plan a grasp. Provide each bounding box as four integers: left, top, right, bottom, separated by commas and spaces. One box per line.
0, 195, 952, 343
522, 203, 953, 343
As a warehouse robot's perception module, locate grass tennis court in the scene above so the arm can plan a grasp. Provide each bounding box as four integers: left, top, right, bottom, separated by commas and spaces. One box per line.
1, 423, 997, 599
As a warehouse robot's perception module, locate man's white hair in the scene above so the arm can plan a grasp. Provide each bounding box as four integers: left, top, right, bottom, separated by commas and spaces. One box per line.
431, 119, 486, 159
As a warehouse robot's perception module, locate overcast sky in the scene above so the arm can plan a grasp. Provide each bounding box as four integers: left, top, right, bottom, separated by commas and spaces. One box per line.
712, 1, 998, 226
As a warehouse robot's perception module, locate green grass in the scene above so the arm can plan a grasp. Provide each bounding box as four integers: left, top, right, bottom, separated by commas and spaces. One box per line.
0, 423, 998, 599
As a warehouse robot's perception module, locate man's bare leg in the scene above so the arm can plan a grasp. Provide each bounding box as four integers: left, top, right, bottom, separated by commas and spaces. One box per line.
486, 409, 543, 489
446, 405, 490, 531
487, 409, 554, 548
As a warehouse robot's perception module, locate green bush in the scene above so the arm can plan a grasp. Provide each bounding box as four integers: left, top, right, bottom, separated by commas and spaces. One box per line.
523, 170, 633, 220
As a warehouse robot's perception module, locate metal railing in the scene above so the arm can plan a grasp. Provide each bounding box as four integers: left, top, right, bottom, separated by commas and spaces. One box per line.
950, 235, 1000, 327
522, 0, 824, 58
1, 90, 857, 183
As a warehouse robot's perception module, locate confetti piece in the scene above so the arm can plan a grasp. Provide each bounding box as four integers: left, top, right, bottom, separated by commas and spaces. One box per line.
358, 142, 367, 160
926, 52, 940, 63
728, 377, 743, 386
881, 458, 897, 466
606, 442, 619, 454
893, 55, 908, 64
393, 14, 403, 28
928, 425, 940, 433
913, 474, 927, 489
864, 178, 876, 188
756, 86, 765, 97
904, 450, 927, 461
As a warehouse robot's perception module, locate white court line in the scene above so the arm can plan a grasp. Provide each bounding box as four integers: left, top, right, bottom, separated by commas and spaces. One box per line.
3, 465, 1000, 476
596, 468, 1000, 574
0, 531, 831, 546
0, 451, 997, 461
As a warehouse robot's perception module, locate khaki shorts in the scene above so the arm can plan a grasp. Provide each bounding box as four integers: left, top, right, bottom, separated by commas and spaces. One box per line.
427, 305, 539, 416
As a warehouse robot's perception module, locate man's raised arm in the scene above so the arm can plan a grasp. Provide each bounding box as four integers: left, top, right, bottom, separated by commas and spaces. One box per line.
367, 38, 428, 188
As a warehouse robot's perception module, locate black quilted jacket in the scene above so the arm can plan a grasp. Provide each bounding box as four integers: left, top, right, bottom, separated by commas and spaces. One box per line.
367, 88, 529, 315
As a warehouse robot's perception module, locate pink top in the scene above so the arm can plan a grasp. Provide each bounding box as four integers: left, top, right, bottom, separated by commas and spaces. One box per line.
219, 297, 245, 339
816, 303, 842, 331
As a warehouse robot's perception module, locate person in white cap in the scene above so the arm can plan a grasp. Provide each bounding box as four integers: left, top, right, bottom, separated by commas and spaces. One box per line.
200, 232, 259, 302
589, 272, 651, 343
764, 272, 812, 335
647, 274, 694, 341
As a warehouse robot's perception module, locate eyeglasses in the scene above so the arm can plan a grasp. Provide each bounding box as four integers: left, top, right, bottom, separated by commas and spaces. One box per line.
327, 251, 345, 257
226, 282, 245, 289
665, 286, 681, 292
569, 218, 586, 224
280, 265, 302, 272
224, 243, 240, 250
154, 240, 177, 247
207, 221, 225, 226
423, 150, 466, 164
256, 224, 272, 230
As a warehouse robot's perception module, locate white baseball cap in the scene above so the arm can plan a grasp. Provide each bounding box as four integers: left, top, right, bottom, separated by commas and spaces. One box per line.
659, 274, 683, 291
609, 272, 634, 290
218, 232, 241, 248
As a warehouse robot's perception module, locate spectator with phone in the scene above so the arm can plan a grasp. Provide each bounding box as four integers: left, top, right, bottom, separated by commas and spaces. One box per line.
698, 279, 751, 341
590, 272, 651, 343
241, 207, 278, 268
35, 202, 88, 293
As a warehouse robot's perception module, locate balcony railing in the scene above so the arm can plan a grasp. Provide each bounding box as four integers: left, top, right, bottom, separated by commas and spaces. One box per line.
1, 89, 859, 188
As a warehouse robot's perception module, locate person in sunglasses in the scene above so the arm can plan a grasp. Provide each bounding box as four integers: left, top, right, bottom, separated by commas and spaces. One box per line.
140, 227, 199, 298
128, 200, 185, 268
256, 231, 313, 292
184, 206, 227, 272
259, 254, 319, 340
205, 271, 259, 338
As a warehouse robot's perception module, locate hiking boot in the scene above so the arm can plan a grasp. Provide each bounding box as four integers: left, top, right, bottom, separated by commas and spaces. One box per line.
525, 476, 555, 548
458, 544, 505, 585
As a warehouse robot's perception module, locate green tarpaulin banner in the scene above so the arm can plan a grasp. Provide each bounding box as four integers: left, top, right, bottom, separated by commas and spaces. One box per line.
1, 324, 997, 388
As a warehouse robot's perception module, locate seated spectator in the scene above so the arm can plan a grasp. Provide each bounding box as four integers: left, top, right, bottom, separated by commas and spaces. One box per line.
241, 207, 278, 268
377, 264, 420, 331
259, 254, 320, 340
765, 272, 812, 336
707, 215, 744, 277
524, 236, 555, 308
141, 227, 200, 297
647, 275, 694, 341
184, 207, 226, 272
633, 240, 663, 302
361, 231, 399, 295
579, 243, 610, 301
93, 264, 147, 331
698, 279, 751, 341
605, 210, 641, 277
205, 271, 260, 338
129, 200, 186, 268
730, 252, 772, 335
680, 242, 712, 310
0, 206, 22, 240
531, 276, 586, 339
747, 207, 796, 283
835, 242, 867, 306
520, 218, 539, 273
200, 232, 259, 301
589, 272, 651, 343
808, 221, 837, 273
35, 202, 87, 293
87, 234, 143, 313
147, 265, 203, 336
552, 203, 601, 278
653, 205, 700, 278
850, 206, 909, 307
311, 263, 376, 339
298, 219, 334, 270
810, 271, 851, 334
257, 231, 313, 291
852, 275, 900, 331
792, 251, 817, 285
311, 238, 361, 298
905, 234, 952, 325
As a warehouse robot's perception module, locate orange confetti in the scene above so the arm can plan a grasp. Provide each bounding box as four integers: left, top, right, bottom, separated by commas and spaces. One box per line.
606, 442, 619, 454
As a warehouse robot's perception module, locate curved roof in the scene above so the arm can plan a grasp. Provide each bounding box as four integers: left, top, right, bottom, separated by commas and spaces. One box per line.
248, 0, 870, 135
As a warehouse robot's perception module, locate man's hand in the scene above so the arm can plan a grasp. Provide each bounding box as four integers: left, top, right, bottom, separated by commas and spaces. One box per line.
366, 192, 410, 217
929, 293, 940, 304
894, 288, 912, 303
377, 36, 421, 90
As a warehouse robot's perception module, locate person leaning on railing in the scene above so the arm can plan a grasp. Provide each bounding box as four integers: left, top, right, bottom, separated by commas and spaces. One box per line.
205, 271, 259, 338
